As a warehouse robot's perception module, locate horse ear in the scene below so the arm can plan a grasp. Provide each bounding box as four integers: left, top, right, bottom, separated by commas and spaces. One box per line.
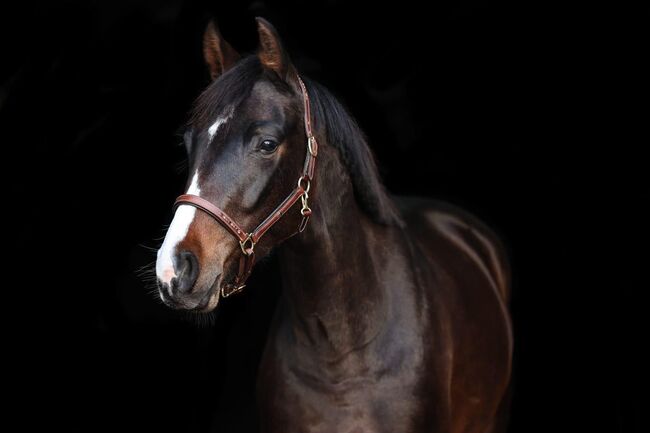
203, 20, 240, 80
255, 17, 295, 81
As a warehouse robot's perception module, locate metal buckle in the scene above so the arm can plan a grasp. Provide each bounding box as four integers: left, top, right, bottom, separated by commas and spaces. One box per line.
308, 136, 318, 157
221, 283, 245, 298
239, 234, 255, 256
300, 192, 311, 216
299, 189, 312, 233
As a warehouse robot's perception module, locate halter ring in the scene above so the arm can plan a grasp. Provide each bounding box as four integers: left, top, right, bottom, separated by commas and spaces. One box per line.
298, 176, 311, 194
239, 235, 255, 256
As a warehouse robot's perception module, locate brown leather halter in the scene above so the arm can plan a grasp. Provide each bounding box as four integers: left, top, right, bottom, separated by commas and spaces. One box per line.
174, 76, 317, 298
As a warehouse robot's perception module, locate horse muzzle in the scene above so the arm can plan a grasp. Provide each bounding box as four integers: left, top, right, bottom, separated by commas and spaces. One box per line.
156, 249, 221, 311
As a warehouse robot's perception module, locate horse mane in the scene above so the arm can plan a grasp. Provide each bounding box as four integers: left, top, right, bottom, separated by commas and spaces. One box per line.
190, 56, 402, 226
302, 78, 402, 226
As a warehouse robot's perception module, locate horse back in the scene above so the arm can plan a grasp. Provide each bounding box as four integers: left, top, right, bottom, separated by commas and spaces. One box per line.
396, 196, 511, 304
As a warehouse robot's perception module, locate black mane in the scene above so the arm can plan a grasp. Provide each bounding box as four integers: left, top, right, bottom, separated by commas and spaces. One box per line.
190, 56, 401, 226
302, 77, 402, 226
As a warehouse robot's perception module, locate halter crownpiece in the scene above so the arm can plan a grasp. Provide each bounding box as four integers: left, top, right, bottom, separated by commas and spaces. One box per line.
174, 75, 317, 298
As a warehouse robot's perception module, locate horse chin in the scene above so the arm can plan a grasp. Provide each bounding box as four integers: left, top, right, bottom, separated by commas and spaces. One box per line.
199, 286, 221, 312
193, 273, 223, 312
170, 273, 222, 312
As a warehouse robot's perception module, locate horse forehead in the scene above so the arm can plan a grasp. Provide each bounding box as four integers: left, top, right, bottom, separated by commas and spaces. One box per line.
207, 106, 234, 142
199, 80, 292, 142
248, 80, 293, 108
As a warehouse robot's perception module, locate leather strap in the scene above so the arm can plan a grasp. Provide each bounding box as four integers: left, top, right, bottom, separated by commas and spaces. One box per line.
173, 74, 317, 298
250, 185, 306, 243
174, 194, 248, 242
297, 76, 318, 180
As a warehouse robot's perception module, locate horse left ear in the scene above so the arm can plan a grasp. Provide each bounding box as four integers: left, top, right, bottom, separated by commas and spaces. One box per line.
255, 17, 295, 81
203, 20, 241, 81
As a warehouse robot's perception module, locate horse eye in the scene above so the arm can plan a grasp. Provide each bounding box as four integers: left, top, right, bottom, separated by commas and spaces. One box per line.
259, 139, 279, 154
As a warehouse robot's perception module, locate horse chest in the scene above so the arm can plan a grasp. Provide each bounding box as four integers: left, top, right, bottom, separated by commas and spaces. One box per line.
262, 375, 420, 433
258, 339, 430, 433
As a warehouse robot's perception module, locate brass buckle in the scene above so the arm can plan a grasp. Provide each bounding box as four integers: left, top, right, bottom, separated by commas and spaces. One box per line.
221, 283, 245, 298
299, 189, 312, 233
239, 234, 255, 256
308, 136, 318, 157
296, 176, 312, 232
300, 192, 311, 216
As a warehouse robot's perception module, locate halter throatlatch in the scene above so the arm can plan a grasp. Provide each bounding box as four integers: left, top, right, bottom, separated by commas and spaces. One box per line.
174, 75, 318, 298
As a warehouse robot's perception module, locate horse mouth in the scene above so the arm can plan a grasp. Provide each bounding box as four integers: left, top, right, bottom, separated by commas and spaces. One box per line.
193, 273, 223, 312
158, 273, 223, 312
198, 285, 221, 311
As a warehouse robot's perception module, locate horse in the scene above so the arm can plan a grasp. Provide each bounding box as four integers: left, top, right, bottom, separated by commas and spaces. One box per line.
155, 17, 513, 433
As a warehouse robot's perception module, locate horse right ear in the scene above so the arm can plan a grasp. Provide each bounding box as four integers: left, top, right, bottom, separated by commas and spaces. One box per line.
203, 20, 240, 80
255, 17, 295, 82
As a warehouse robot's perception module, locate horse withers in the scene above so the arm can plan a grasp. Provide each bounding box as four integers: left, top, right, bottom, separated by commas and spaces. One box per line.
155, 17, 513, 433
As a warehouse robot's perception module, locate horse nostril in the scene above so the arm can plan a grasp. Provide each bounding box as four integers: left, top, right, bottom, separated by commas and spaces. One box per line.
171, 250, 199, 294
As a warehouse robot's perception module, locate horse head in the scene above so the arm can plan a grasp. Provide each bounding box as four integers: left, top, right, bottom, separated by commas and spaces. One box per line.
156, 19, 314, 311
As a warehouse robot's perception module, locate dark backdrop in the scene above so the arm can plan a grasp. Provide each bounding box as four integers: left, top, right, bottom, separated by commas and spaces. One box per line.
2, 1, 643, 432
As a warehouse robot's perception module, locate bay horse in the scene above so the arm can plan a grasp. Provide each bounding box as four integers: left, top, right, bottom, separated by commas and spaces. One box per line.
155, 18, 513, 433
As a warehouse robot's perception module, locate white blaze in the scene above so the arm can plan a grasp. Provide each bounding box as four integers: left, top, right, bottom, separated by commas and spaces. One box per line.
207, 107, 233, 144
156, 171, 201, 285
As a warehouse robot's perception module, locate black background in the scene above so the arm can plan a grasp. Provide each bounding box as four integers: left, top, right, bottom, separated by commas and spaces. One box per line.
2, 1, 643, 432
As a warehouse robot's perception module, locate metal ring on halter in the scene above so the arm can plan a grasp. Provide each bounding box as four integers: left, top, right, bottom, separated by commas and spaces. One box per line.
239, 235, 255, 256
297, 176, 311, 194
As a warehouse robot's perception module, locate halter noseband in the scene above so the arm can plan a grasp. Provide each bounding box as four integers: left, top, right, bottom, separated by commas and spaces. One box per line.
173, 75, 317, 298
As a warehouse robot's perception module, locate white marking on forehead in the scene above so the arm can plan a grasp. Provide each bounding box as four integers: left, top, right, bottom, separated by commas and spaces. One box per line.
207, 107, 234, 144
186, 170, 200, 195
156, 171, 201, 285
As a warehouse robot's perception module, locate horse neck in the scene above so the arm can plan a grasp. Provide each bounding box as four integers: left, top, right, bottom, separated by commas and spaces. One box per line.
277, 144, 398, 362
